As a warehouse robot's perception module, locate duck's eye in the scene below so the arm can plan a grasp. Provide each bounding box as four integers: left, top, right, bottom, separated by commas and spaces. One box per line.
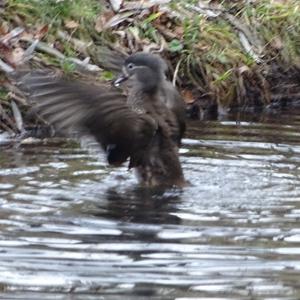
127, 63, 134, 70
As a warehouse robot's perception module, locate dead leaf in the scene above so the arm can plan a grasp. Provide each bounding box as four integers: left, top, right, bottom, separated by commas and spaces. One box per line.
103, 11, 135, 29
0, 22, 9, 36
195, 42, 210, 51
0, 27, 24, 45
174, 26, 184, 37
65, 20, 79, 29
238, 65, 250, 74
109, 0, 123, 12
10, 47, 24, 66
20, 31, 34, 41
0, 43, 11, 59
0, 43, 24, 67
95, 11, 114, 32
35, 24, 49, 39
181, 89, 195, 104
271, 37, 283, 50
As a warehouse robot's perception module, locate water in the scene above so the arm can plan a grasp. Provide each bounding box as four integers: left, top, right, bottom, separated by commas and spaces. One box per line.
1, 108, 300, 299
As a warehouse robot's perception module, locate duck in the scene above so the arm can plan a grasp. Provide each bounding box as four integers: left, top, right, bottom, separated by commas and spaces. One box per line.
18, 52, 186, 187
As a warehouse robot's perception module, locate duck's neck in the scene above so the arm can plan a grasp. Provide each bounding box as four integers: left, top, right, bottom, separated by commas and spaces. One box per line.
127, 70, 165, 111
135, 68, 163, 94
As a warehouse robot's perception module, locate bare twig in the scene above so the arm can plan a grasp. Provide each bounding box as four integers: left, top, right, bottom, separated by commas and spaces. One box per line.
57, 30, 92, 54
11, 100, 24, 132
183, 2, 224, 18
31, 40, 65, 59
122, 0, 171, 11
0, 58, 14, 73
238, 32, 263, 63
21, 37, 102, 73
0, 27, 24, 44
22, 39, 40, 62
172, 57, 182, 86
225, 13, 263, 63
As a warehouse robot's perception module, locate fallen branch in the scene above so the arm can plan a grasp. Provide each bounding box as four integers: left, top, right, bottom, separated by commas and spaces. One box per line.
121, 0, 171, 12
57, 30, 92, 55
225, 13, 263, 63
238, 32, 263, 64
22, 39, 40, 62
21, 38, 102, 73
0, 58, 14, 74
183, 2, 224, 18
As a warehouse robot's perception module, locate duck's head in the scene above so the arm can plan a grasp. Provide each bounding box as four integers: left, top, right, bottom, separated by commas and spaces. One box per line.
114, 52, 168, 93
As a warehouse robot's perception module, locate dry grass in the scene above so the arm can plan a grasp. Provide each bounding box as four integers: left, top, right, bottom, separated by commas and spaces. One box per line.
1, 0, 300, 132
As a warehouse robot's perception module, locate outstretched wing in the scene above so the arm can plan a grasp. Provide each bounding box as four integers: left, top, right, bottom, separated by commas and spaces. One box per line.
18, 70, 157, 165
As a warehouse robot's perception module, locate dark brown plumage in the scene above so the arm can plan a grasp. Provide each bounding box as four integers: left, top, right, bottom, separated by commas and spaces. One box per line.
18, 52, 186, 187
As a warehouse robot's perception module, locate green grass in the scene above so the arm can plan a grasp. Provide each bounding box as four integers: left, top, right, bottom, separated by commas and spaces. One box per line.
7, 0, 102, 24
2, 0, 300, 112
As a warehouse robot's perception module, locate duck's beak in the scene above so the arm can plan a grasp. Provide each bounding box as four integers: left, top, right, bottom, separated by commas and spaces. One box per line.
113, 73, 128, 87
113, 67, 129, 87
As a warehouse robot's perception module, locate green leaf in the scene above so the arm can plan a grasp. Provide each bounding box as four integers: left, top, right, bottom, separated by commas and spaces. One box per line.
214, 69, 232, 82
61, 60, 76, 73
101, 71, 114, 81
144, 12, 162, 24
168, 39, 183, 53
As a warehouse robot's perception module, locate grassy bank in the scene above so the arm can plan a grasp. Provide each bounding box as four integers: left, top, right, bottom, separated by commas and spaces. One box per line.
0, 0, 300, 133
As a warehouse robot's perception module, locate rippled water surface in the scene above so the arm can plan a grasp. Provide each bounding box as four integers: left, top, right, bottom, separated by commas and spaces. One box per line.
1, 109, 300, 299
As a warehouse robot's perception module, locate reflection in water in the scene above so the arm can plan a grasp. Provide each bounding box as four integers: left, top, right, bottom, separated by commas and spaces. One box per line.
103, 187, 182, 224
1, 108, 300, 299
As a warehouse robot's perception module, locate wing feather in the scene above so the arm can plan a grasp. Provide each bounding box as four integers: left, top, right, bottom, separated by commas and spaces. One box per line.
18, 70, 156, 165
